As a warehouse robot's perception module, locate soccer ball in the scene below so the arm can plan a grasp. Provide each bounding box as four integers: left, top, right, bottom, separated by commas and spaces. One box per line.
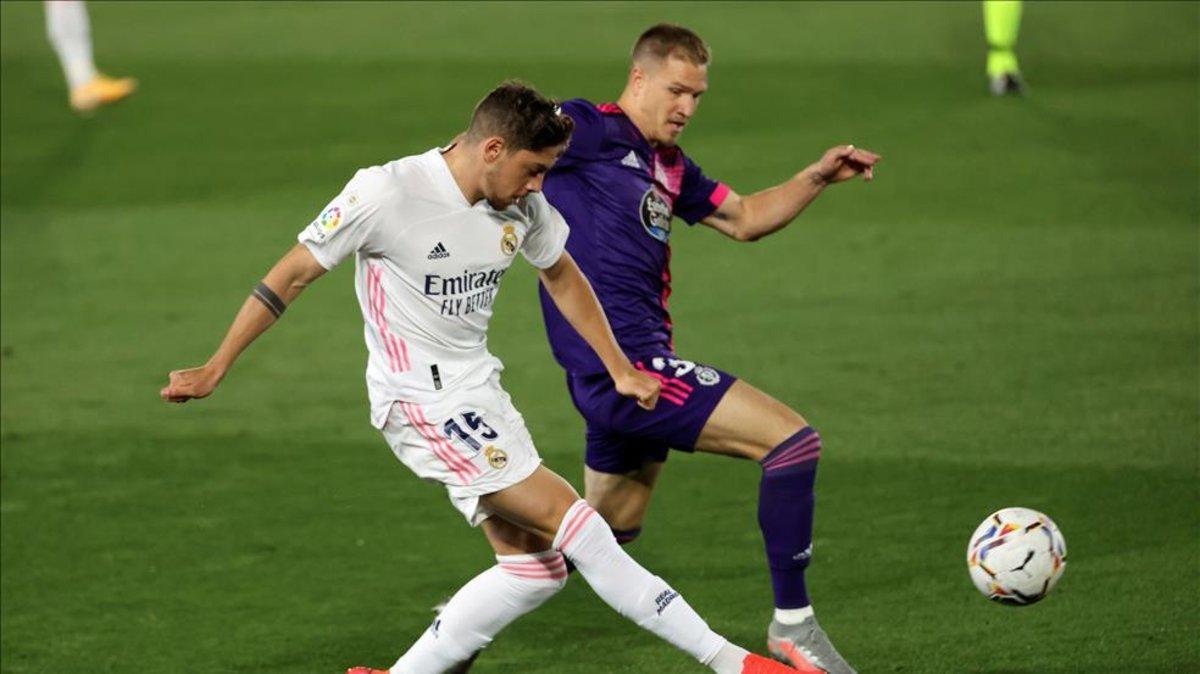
966, 507, 1067, 606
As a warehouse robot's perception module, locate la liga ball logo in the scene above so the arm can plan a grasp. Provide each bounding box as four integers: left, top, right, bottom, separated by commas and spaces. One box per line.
319, 206, 343, 232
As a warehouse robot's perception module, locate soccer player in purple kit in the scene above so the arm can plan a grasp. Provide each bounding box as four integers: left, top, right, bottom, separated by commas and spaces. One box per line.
538, 24, 880, 674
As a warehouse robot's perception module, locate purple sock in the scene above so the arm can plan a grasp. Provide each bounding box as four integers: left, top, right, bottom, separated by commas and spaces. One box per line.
758, 426, 821, 609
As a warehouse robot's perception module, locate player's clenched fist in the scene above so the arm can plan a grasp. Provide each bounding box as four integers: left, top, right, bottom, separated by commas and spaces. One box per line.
613, 368, 661, 410
160, 364, 223, 403
811, 144, 881, 184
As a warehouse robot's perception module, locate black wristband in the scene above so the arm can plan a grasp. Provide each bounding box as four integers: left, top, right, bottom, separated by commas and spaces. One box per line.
252, 282, 287, 318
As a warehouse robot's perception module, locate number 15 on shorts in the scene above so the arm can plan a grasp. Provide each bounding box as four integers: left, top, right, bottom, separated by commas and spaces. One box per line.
443, 411, 499, 453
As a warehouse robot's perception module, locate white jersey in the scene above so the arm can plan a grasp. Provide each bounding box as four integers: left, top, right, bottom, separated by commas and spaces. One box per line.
298, 148, 569, 428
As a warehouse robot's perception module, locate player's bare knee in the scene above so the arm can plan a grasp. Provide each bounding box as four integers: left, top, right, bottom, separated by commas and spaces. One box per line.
530, 493, 582, 540
589, 496, 646, 534
584, 472, 653, 533
750, 407, 809, 460
483, 516, 557, 555
737, 440, 774, 462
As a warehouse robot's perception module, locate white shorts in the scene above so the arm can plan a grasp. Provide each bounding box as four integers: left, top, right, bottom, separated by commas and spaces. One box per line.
379, 374, 542, 526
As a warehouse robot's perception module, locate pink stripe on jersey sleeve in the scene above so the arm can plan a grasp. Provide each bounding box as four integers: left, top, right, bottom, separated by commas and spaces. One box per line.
709, 182, 731, 208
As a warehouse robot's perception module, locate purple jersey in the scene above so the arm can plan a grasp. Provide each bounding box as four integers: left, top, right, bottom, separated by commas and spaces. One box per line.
540, 99, 730, 374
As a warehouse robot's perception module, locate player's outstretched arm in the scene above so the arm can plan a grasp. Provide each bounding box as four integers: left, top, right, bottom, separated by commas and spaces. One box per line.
702, 144, 882, 243
160, 244, 327, 403
538, 252, 660, 410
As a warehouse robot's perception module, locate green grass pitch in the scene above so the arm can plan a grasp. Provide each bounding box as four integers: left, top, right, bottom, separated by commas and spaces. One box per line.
2, 2, 1196, 672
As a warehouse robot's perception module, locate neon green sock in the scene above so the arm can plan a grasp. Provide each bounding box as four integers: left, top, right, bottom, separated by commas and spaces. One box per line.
988, 49, 1020, 78
983, 0, 1022, 77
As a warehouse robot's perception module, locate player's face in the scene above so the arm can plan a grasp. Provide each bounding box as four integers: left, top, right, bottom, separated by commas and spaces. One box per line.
634, 56, 708, 146
481, 142, 565, 210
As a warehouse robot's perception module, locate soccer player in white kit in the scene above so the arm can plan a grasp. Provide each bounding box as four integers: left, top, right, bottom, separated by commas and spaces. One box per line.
44, 1, 136, 113
161, 83, 808, 674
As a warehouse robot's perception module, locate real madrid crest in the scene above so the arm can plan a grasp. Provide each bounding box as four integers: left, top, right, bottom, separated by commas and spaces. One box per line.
485, 446, 509, 469
500, 224, 519, 256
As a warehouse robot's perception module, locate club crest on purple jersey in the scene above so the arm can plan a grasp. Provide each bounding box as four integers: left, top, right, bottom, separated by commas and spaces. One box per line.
640, 187, 673, 242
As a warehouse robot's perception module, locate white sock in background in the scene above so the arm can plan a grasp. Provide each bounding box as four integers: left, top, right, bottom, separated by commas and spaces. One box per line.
553, 499, 730, 670
390, 551, 567, 674
45, 0, 97, 90
774, 605, 815, 625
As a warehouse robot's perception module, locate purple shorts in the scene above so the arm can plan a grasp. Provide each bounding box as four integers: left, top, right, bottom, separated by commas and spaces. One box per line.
566, 354, 738, 474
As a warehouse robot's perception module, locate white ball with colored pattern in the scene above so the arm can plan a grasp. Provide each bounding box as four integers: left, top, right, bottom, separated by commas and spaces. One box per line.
967, 507, 1067, 606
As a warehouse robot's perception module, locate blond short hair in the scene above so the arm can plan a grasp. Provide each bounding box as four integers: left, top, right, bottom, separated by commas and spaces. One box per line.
632, 23, 711, 66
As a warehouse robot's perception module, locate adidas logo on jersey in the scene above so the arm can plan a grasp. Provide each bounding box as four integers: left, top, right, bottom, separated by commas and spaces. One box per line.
427, 242, 450, 260
621, 150, 641, 169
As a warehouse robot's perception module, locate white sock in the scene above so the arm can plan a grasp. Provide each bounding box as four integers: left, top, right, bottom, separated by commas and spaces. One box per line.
45, 0, 97, 90
390, 550, 567, 674
553, 500, 728, 668
774, 605, 814, 625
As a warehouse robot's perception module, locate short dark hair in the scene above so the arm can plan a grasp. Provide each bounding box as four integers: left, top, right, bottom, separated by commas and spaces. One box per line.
632, 23, 711, 66
465, 81, 574, 152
